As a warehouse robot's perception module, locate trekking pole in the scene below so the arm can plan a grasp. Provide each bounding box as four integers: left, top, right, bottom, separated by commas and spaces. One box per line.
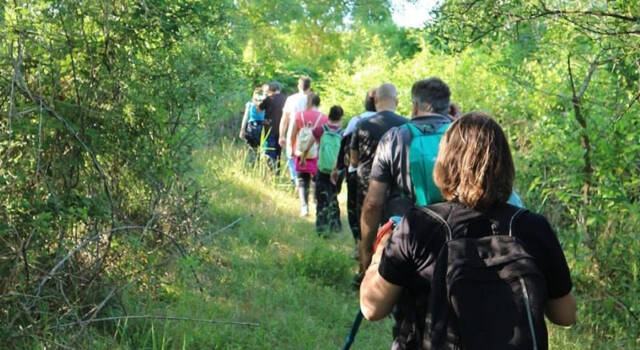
342, 310, 364, 350
342, 216, 402, 349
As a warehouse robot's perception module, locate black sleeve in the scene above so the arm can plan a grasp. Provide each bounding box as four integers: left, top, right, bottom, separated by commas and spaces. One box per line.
350, 125, 361, 151
259, 98, 270, 118
379, 215, 415, 286
336, 134, 351, 171
369, 129, 395, 183
521, 213, 573, 299
379, 208, 443, 286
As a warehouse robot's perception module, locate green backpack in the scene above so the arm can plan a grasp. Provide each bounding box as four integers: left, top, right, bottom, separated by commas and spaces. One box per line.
405, 121, 450, 206
318, 125, 343, 174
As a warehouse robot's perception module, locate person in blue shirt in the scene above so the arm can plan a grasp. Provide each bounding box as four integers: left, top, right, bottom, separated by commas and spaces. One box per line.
239, 88, 266, 153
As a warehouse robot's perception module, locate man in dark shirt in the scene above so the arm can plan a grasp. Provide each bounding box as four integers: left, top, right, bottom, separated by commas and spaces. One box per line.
333, 88, 376, 247
350, 83, 407, 272
259, 81, 286, 168
360, 78, 451, 271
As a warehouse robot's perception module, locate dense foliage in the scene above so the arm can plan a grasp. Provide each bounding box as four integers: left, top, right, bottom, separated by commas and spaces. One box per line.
1, 0, 638, 348
0, 0, 246, 346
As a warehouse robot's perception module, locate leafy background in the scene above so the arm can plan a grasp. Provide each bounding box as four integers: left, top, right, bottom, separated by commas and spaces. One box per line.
1, 0, 638, 348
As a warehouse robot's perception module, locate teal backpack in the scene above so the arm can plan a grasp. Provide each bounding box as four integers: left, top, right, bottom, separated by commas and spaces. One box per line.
406, 121, 524, 208
318, 125, 343, 174
405, 121, 450, 207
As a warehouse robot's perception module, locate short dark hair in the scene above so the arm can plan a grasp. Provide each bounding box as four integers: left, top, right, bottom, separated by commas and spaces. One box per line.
433, 112, 514, 210
328, 105, 344, 122
411, 78, 450, 115
268, 81, 281, 92
299, 76, 311, 91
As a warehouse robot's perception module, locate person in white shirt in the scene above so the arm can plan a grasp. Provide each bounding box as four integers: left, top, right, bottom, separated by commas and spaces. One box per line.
279, 76, 311, 185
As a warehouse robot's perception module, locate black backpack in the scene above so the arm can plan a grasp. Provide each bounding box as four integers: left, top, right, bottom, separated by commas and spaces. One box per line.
420, 202, 548, 350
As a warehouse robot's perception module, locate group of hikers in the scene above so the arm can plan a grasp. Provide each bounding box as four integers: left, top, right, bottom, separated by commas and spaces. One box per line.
239, 77, 346, 232
240, 76, 576, 349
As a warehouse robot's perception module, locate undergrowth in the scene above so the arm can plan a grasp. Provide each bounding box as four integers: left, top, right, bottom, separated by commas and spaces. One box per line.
29, 137, 636, 349
81, 138, 394, 349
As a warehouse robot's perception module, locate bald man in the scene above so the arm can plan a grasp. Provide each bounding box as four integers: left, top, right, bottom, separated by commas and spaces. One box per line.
349, 83, 407, 274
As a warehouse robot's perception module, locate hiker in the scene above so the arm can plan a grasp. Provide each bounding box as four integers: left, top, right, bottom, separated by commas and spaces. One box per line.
350, 83, 407, 273
291, 93, 327, 217
359, 78, 452, 272
258, 81, 286, 168
280, 76, 312, 186
333, 88, 377, 251
360, 79, 523, 271
360, 112, 576, 349
239, 88, 265, 159
315, 105, 344, 235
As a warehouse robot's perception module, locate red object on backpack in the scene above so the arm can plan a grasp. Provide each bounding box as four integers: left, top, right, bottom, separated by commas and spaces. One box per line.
373, 219, 396, 254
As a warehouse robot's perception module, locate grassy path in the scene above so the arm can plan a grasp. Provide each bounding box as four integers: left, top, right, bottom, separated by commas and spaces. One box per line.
118, 140, 393, 349
106, 139, 597, 349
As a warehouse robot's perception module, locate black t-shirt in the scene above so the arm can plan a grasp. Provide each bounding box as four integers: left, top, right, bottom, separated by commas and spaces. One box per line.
370, 115, 450, 219
259, 92, 286, 139
336, 133, 351, 172
350, 110, 407, 188
379, 202, 573, 349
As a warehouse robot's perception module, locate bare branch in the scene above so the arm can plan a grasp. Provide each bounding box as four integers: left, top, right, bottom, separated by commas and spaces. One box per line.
54, 315, 260, 328
578, 51, 604, 99
35, 226, 152, 296
198, 217, 245, 245
13, 73, 117, 226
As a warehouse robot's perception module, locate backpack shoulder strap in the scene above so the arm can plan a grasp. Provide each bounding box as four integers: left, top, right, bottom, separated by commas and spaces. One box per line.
312, 111, 322, 128
405, 122, 424, 137
322, 124, 329, 132
299, 111, 306, 126
508, 207, 529, 237
418, 206, 452, 241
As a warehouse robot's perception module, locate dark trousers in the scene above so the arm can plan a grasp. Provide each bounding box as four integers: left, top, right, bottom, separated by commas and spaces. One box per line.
315, 172, 342, 234
263, 130, 281, 169
298, 172, 312, 208
346, 170, 361, 241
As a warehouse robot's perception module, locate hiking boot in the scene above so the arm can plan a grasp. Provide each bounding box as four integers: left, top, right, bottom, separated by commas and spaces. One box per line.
300, 205, 309, 217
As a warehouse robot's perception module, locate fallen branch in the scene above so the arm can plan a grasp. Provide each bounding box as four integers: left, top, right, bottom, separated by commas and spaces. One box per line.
36, 226, 155, 297
36, 225, 206, 296
54, 315, 260, 328
199, 217, 245, 244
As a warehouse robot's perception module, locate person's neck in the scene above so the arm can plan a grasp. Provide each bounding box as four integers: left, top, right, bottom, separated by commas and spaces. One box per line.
413, 111, 443, 118
329, 120, 341, 126
376, 104, 395, 112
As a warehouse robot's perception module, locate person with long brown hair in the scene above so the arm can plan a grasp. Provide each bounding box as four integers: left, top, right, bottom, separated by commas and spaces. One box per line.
360, 112, 576, 349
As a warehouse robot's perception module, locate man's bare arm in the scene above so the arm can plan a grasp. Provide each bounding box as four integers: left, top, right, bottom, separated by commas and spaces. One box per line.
239, 104, 250, 139
279, 111, 290, 147
360, 231, 400, 320
359, 180, 389, 272
349, 149, 358, 167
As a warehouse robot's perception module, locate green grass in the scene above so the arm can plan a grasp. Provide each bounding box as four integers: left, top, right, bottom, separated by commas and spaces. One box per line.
84, 138, 634, 349
86, 139, 393, 349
